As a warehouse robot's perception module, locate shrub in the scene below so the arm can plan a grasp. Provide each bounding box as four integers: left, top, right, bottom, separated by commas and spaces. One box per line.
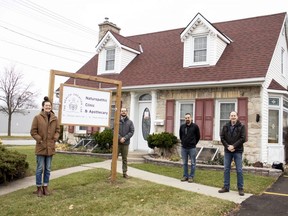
0, 145, 29, 184
92, 129, 113, 153
147, 132, 178, 149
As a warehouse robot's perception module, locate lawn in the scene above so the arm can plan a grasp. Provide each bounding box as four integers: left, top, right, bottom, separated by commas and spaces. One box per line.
129, 163, 277, 195
0, 169, 236, 216
5, 146, 104, 176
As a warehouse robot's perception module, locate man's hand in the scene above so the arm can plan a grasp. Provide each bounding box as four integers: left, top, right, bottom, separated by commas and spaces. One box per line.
228, 145, 235, 152
120, 137, 126, 143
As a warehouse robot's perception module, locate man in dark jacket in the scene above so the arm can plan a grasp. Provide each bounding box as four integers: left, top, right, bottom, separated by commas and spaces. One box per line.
218, 111, 246, 196
118, 107, 134, 178
179, 113, 200, 183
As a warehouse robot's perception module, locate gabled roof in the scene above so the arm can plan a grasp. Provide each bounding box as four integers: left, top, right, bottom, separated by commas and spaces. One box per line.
268, 79, 287, 91
180, 13, 231, 43
71, 12, 286, 90
95, 31, 142, 54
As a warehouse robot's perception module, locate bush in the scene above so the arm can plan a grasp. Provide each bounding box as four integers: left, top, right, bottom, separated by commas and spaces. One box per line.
92, 129, 113, 153
147, 132, 178, 149
0, 145, 29, 184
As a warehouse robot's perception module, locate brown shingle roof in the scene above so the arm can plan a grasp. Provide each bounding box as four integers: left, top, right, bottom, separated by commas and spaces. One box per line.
73, 12, 286, 89
268, 79, 287, 91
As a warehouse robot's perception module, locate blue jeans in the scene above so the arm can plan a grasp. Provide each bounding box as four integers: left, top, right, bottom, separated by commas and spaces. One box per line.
181, 147, 196, 178
36, 155, 53, 186
224, 152, 243, 190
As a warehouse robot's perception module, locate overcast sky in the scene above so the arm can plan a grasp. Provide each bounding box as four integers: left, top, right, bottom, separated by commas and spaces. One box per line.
0, 0, 287, 105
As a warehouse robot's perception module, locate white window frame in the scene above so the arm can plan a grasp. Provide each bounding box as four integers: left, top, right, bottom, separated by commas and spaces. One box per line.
193, 36, 207, 63
174, 100, 195, 138
214, 99, 237, 141
75, 126, 87, 134
105, 48, 115, 71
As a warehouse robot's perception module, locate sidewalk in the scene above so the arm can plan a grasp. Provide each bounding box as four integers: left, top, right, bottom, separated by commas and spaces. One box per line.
0, 160, 252, 204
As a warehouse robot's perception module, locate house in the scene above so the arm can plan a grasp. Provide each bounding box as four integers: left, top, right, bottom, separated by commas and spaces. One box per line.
64, 13, 288, 165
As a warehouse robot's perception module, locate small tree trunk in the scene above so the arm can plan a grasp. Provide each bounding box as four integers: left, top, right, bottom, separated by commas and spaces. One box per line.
7, 113, 11, 136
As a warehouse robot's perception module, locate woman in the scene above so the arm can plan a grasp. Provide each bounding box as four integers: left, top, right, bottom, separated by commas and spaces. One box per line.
30, 96, 60, 197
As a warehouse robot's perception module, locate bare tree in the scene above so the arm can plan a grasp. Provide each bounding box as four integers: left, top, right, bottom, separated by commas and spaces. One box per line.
0, 65, 39, 136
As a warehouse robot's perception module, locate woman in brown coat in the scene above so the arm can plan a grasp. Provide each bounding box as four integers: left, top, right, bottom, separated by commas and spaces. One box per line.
30, 96, 60, 197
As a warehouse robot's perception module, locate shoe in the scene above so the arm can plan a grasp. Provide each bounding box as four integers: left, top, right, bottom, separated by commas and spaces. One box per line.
123, 173, 130, 179
238, 189, 244, 196
42, 186, 50, 196
218, 187, 229, 193
188, 177, 193, 183
181, 177, 188, 182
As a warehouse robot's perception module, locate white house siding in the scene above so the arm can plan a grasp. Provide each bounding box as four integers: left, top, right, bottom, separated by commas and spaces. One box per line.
261, 19, 288, 164
120, 49, 137, 71
215, 36, 227, 65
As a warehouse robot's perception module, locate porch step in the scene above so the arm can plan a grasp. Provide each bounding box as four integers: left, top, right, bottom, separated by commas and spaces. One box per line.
118, 150, 148, 163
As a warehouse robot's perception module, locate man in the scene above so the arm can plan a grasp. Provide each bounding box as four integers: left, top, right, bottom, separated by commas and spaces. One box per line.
179, 113, 200, 183
218, 111, 246, 196
118, 107, 135, 178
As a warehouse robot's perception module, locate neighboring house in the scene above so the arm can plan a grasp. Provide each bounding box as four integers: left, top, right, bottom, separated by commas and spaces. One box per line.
0, 109, 40, 136
64, 13, 288, 165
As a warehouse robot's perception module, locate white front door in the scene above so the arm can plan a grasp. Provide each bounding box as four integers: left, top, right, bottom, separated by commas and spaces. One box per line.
137, 102, 152, 150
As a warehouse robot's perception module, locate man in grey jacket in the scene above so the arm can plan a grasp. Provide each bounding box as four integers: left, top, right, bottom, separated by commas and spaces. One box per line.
118, 107, 135, 178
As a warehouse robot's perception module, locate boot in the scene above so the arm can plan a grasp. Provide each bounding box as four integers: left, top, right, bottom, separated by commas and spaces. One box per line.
36, 186, 43, 197
42, 186, 50, 196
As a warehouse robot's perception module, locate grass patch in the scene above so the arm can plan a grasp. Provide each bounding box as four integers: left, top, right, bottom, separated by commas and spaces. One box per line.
129, 163, 276, 194
0, 169, 236, 216
5, 146, 104, 176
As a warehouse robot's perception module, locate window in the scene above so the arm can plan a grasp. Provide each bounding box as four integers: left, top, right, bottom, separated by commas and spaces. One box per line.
194, 36, 207, 62
219, 103, 236, 131
105, 49, 115, 70
110, 104, 116, 127
268, 110, 279, 143
215, 100, 236, 140
179, 102, 194, 128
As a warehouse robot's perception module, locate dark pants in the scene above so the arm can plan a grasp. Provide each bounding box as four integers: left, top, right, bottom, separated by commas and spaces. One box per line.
118, 144, 129, 174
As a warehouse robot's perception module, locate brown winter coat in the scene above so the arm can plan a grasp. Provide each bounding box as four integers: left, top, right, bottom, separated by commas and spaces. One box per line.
30, 111, 60, 156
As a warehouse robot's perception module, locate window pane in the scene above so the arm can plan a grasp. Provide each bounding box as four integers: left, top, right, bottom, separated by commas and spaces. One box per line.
220, 103, 235, 130
268, 110, 279, 143
106, 49, 115, 70
194, 37, 207, 62
180, 104, 193, 125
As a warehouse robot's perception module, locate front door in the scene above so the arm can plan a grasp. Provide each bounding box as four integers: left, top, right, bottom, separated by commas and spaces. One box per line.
137, 102, 151, 150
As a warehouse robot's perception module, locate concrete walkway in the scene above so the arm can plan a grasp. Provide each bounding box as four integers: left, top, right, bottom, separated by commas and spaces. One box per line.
0, 160, 252, 204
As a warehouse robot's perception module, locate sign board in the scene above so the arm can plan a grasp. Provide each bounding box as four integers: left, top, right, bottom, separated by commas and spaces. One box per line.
59, 84, 112, 127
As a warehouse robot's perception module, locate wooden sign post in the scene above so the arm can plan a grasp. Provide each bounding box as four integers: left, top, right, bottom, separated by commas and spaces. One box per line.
48, 69, 122, 181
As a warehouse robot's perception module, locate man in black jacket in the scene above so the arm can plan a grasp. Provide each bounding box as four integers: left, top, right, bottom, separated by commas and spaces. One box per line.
218, 111, 246, 196
118, 107, 135, 178
179, 113, 200, 183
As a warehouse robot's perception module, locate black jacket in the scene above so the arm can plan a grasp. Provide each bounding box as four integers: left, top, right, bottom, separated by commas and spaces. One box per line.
118, 116, 134, 145
220, 120, 246, 153
179, 123, 200, 149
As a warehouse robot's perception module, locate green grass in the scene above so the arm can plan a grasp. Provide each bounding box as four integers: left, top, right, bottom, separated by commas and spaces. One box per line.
0, 169, 236, 216
6, 146, 104, 176
129, 163, 276, 194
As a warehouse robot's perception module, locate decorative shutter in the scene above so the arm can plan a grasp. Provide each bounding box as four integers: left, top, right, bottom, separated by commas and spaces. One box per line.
165, 100, 175, 133
237, 97, 248, 141
68, 126, 74, 133
195, 99, 214, 140
87, 126, 92, 134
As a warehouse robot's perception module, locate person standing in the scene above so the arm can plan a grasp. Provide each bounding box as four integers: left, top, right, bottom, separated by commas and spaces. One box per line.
179, 113, 200, 183
30, 96, 60, 197
218, 111, 246, 196
118, 107, 135, 178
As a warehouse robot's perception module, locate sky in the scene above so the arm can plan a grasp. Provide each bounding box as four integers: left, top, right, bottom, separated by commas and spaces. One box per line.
0, 0, 287, 106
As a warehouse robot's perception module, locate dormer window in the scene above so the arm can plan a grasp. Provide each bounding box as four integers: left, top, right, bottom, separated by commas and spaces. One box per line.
194, 36, 207, 62
105, 49, 115, 70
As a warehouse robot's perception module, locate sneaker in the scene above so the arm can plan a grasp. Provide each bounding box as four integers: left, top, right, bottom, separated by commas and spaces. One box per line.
188, 177, 193, 183
238, 189, 244, 196
218, 187, 229, 193
180, 177, 188, 182
123, 174, 130, 179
